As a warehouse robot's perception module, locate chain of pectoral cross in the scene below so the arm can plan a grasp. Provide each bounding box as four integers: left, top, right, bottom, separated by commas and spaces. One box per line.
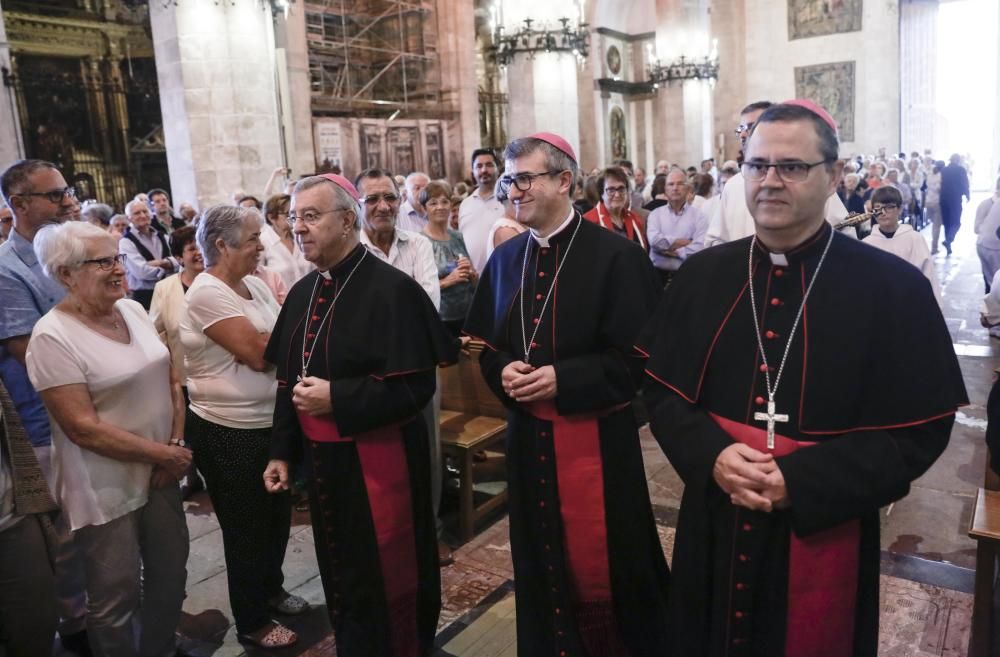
747, 229, 834, 449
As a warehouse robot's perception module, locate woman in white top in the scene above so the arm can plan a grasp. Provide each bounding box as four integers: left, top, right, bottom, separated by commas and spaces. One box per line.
25, 221, 191, 657
260, 193, 314, 292
179, 205, 302, 649
926, 161, 944, 254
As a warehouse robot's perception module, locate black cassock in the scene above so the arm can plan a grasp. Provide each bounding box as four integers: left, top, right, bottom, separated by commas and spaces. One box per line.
638, 223, 968, 657
265, 244, 457, 657
464, 214, 671, 657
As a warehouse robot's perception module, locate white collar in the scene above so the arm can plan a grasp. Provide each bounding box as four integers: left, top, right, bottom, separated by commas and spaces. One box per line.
529, 208, 576, 248
473, 186, 496, 201
769, 252, 789, 266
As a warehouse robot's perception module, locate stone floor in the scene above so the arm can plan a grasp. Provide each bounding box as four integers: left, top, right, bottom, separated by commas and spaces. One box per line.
65, 198, 1000, 656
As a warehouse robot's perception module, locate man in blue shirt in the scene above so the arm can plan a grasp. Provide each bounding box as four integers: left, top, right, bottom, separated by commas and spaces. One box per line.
0, 159, 90, 655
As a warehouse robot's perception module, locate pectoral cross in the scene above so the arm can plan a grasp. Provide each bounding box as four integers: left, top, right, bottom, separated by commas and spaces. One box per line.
753, 399, 788, 450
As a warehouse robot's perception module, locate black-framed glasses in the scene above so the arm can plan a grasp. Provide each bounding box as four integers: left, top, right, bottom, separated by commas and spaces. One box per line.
497, 170, 564, 195
741, 159, 833, 183
603, 185, 628, 197
16, 186, 77, 204
81, 254, 126, 270
362, 193, 400, 206
871, 204, 898, 212
287, 208, 351, 226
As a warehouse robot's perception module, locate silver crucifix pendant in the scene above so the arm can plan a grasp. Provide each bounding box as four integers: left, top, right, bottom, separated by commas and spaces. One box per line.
753, 399, 789, 450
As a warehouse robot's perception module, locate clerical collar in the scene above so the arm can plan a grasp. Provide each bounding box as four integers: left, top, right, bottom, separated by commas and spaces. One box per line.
530, 208, 576, 248
754, 221, 832, 266
319, 243, 365, 280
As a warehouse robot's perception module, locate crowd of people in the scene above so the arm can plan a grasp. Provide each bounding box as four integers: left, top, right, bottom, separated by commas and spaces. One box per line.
0, 95, 986, 657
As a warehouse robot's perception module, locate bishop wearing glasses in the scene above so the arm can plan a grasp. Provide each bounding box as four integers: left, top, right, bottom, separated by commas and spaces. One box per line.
262, 173, 456, 657
639, 101, 967, 657
463, 133, 670, 657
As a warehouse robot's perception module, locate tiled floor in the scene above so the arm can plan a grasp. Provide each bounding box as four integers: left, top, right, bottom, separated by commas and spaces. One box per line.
56, 199, 996, 657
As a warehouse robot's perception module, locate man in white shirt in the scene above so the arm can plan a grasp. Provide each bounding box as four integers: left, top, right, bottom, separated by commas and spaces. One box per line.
705, 101, 849, 247
356, 168, 449, 565
459, 148, 505, 272
120, 198, 178, 309
396, 171, 430, 233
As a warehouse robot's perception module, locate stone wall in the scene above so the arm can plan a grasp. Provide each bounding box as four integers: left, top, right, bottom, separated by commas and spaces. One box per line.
743, 0, 901, 156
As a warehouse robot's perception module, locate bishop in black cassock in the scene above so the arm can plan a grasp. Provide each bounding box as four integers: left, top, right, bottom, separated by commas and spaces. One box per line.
263, 174, 457, 657
464, 133, 670, 657
639, 101, 968, 657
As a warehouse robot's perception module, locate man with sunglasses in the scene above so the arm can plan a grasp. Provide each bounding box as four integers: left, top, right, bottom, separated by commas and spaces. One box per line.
0, 159, 91, 656
464, 133, 669, 657
640, 101, 965, 657
705, 100, 850, 247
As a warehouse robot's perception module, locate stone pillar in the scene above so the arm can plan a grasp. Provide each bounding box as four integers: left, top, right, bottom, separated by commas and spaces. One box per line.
0, 7, 24, 168
435, 0, 480, 182
500, 0, 583, 158
994, 5, 1000, 184
651, 0, 714, 167
149, 1, 283, 208
710, 0, 747, 162
273, 4, 316, 180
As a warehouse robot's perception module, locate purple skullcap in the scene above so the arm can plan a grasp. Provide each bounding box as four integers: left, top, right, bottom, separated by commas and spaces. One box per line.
318, 173, 360, 201
781, 99, 838, 134
526, 132, 577, 163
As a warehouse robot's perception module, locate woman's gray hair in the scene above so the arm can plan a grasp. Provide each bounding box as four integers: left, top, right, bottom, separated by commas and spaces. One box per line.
293, 176, 362, 231
34, 221, 116, 282
196, 204, 263, 267
81, 202, 114, 226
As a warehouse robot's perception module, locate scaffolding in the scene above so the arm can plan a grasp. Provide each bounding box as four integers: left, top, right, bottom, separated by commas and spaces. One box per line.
305, 0, 443, 116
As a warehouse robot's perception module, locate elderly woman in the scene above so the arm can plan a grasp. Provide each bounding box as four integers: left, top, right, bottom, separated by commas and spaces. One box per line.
420, 181, 477, 336
25, 221, 191, 657
583, 166, 648, 250
179, 205, 303, 649
260, 193, 313, 291
81, 201, 114, 231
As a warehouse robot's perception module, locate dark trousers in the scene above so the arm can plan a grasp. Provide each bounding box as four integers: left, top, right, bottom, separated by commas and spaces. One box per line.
187, 411, 291, 634
0, 515, 57, 657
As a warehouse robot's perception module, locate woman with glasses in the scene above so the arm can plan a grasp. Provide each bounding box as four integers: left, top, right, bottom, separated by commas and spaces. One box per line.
25, 221, 192, 657
583, 166, 648, 251
862, 186, 941, 302
260, 193, 314, 292
179, 205, 305, 649
420, 181, 477, 337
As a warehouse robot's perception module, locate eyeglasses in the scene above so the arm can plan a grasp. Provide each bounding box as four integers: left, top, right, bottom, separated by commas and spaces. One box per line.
81, 254, 127, 270
741, 159, 833, 183
16, 186, 77, 204
872, 204, 898, 212
497, 170, 564, 195
287, 208, 351, 226
604, 185, 628, 197
734, 123, 754, 135
362, 193, 400, 206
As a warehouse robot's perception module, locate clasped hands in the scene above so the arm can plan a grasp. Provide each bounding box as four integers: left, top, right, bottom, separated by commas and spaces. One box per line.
293, 375, 333, 416
713, 443, 789, 512
501, 361, 557, 402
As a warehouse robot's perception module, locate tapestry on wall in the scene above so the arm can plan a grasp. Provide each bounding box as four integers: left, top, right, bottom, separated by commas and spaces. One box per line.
788, 0, 863, 40
794, 61, 856, 142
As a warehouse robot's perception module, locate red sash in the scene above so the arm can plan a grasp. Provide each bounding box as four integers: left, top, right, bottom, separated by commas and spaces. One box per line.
710, 413, 859, 657
298, 412, 419, 657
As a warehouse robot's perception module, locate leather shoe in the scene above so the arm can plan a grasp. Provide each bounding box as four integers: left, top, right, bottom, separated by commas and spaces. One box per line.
438, 541, 454, 567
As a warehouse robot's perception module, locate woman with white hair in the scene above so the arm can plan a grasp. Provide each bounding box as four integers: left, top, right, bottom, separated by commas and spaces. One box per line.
24, 221, 191, 657
179, 204, 303, 649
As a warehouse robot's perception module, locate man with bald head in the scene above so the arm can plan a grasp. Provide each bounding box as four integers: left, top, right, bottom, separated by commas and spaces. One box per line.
263, 173, 456, 657
640, 101, 965, 657
646, 168, 708, 285
120, 198, 177, 309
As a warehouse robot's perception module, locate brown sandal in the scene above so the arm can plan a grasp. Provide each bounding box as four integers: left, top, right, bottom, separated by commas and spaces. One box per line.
237, 622, 298, 649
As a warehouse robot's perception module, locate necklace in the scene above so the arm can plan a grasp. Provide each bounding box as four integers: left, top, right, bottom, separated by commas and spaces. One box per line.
299, 248, 367, 381
747, 228, 834, 449
519, 217, 581, 364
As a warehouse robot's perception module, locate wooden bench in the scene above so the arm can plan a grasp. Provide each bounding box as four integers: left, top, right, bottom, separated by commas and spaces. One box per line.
967, 453, 1000, 657
439, 341, 509, 543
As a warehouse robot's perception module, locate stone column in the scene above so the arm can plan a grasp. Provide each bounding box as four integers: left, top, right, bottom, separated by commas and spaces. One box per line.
149, 1, 283, 208
994, 4, 1000, 184
273, 4, 316, 180
499, 0, 583, 158
651, 0, 714, 167
435, 0, 480, 182
710, 0, 747, 162
0, 7, 24, 167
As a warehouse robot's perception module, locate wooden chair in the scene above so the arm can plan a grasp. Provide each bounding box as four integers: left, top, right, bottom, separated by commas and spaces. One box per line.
968, 450, 1000, 657
439, 341, 509, 543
